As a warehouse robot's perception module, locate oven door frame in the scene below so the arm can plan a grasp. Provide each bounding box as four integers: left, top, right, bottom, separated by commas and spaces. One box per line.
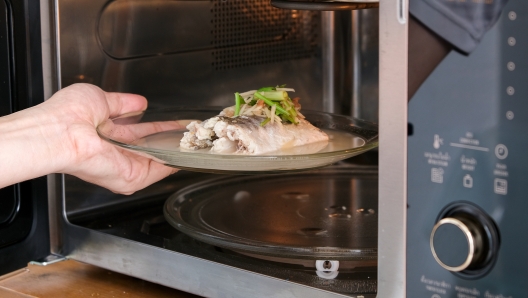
378, 0, 408, 297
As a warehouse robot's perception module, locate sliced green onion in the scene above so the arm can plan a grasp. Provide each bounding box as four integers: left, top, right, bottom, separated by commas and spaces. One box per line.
283, 113, 297, 124
280, 100, 298, 120
281, 99, 292, 109
254, 92, 289, 115
260, 118, 271, 126
234, 92, 244, 116
235, 85, 300, 124
258, 91, 288, 101
289, 107, 298, 118
257, 86, 276, 92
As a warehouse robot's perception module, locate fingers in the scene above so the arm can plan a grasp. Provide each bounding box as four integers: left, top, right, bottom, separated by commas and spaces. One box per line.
51, 83, 181, 195
53, 84, 149, 122
95, 88, 181, 193
105, 92, 148, 118
115, 151, 179, 195
68, 146, 179, 195
126, 160, 178, 195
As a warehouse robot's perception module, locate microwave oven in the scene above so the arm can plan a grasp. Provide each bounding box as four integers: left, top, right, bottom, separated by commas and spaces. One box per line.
0, 0, 526, 296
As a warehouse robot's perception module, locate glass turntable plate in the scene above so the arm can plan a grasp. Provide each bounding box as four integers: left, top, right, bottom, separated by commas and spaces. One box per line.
164, 168, 378, 260
97, 107, 378, 174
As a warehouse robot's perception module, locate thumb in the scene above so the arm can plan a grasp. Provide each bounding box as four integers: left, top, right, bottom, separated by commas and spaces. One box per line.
105, 92, 148, 118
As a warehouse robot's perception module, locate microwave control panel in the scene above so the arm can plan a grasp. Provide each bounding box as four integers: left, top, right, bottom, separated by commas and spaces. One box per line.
407, 1, 528, 296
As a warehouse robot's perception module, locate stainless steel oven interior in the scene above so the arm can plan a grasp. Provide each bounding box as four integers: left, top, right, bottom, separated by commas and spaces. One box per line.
42, 0, 405, 297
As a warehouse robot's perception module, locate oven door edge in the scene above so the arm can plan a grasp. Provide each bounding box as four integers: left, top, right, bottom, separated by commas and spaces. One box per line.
42, 0, 63, 257
378, 0, 409, 296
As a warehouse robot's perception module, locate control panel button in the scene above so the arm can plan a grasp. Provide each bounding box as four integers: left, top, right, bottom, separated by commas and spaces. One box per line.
495, 144, 508, 159
494, 178, 508, 195
463, 174, 473, 188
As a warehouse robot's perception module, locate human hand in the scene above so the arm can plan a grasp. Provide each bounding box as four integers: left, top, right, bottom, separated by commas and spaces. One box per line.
0, 83, 182, 194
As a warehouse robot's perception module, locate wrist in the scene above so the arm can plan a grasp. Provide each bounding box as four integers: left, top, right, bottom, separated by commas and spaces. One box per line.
0, 105, 71, 186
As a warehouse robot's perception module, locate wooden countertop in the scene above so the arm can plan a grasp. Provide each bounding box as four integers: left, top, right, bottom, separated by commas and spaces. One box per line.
0, 259, 201, 298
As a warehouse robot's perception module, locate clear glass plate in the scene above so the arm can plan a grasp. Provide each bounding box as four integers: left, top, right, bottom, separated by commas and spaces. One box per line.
164, 167, 378, 260
97, 107, 378, 174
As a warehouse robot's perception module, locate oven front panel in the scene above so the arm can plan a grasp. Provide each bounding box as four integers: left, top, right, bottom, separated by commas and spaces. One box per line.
407, 1, 528, 296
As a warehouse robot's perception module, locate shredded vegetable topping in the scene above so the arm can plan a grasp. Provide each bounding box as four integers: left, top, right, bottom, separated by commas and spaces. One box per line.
231, 85, 305, 126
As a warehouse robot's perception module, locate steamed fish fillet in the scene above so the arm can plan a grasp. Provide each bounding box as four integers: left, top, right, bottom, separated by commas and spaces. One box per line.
180, 115, 329, 155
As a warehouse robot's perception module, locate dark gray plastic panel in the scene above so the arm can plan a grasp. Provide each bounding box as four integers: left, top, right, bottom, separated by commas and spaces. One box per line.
407, 1, 528, 296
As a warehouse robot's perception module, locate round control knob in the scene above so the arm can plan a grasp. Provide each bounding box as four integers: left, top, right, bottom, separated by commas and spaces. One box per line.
430, 202, 500, 279
430, 216, 484, 272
